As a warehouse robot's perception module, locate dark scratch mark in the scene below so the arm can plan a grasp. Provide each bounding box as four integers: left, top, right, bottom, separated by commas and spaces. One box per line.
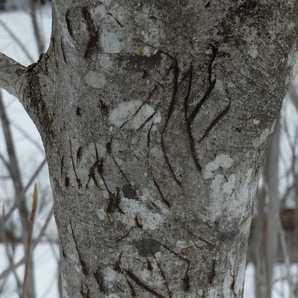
146, 124, 171, 208
60, 156, 64, 177
80, 281, 91, 298
148, 238, 191, 291
65, 10, 74, 39
184, 46, 219, 171
208, 44, 218, 84
110, 154, 139, 201
188, 80, 216, 122
69, 140, 82, 188
137, 109, 158, 132
114, 253, 122, 272
161, 59, 182, 186
116, 227, 132, 242
93, 267, 107, 293
230, 272, 237, 297
184, 65, 202, 172
198, 99, 231, 143
99, 100, 109, 117
108, 12, 123, 27
65, 176, 70, 187
123, 184, 139, 200
181, 226, 215, 247
106, 140, 112, 154
126, 278, 137, 296
77, 146, 83, 162
155, 257, 172, 297
82, 7, 99, 61
183, 271, 190, 291
60, 38, 67, 63
84, 29, 99, 60
76, 106, 82, 116
135, 216, 143, 228
125, 270, 166, 298
86, 143, 104, 188
146, 258, 153, 271
208, 260, 216, 284
70, 220, 90, 276
105, 185, 124, 214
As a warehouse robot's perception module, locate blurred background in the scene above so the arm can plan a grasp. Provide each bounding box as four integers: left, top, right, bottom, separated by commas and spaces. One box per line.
0, 1, 297, 297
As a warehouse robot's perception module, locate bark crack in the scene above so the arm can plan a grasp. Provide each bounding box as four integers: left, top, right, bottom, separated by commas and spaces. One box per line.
69, 139, 82, 188
124, 269, 166, 298
146, 123, 171, 208
161, 59, 182, 186
70, 220, 90, 277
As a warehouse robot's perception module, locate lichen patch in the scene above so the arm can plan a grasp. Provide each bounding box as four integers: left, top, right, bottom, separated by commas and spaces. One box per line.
203, 154, 234, 179
84, 71, 107, 89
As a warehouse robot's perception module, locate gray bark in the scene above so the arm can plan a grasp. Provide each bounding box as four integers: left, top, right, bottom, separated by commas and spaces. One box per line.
1, 1, 298, 297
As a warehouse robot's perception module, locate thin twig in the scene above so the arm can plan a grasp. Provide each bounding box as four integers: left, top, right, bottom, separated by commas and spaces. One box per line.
21, 184, 38, 298
2, 158, 46, 224
0, 207, 54, 280
0, 19, 35, 63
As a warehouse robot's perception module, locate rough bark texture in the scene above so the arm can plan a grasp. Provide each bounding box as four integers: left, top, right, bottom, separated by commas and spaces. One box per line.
1, 1, 298, 297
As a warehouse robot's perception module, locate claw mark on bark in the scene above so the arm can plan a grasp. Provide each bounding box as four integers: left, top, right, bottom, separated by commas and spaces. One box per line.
184, 45, 218, 171
106, 139, 112, 154
155, 256, 172, 297
81, 7, 100, 61
182, 271, 190, 292
70, 220, 90, 277
60, 38, 67, 63
80, 281, 91, 298
108, 12, 123, 27
86, 143, 104, 188
116, 227, 132, 242
181, 225, 215, 247
158, 242, 191, 291
60, 156, 64, 178
137, 108, 158, 132
65, 10, 74, 39
110, 155, 139, 200
184, 64, 202, 172
208, 44, 218, 84
77, 146, 83, 162
147, 258, 153, 271
125, 270, 166, 298
104, 183, 124, 214
147, 124, 170, 208
99, 100, 109, 118
161, 59, 182, 187
69, 140, 82, 188
208, 260, 216, 284
93, 267, 107, 293
126, 278, 137, 296
65, 176, 70, 187
76, 106, 82, 116
198, 99, 231, 143
114, 253, 122, 272
135, 215, 143, 228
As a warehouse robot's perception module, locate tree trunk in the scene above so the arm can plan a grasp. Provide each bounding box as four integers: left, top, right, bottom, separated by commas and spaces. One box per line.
1, 1, 298, 297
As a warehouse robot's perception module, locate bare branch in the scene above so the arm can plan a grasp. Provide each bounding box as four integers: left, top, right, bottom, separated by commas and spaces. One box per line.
21, 184, 38, 298
2, 158, 47, 225
0, 53, 27, 99
0, 19, 35, 63
0, 207, 54, 281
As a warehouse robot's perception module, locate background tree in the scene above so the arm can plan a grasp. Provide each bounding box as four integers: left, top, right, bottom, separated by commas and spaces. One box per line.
0, 1, 298, 297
